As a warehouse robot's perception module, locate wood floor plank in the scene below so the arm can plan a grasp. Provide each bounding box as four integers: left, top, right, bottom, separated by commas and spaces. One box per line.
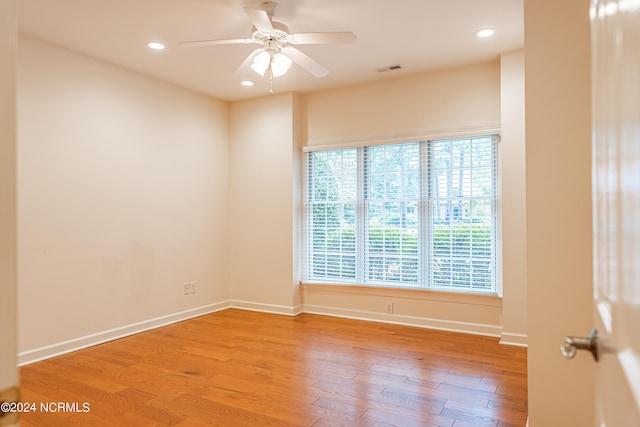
19, 309, 528, 426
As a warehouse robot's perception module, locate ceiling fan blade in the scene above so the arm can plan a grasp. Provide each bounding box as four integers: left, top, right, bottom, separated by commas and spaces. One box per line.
180, 38, 255, 47
288, 32, 357, 45
282, 46, 329, 78
243, 7, 273, 33
233, 48, 264, 79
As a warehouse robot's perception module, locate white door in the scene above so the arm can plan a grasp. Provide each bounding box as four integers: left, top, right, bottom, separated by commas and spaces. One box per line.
590, 0, 640, 425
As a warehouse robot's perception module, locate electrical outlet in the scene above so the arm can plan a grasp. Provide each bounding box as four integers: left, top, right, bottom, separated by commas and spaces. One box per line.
190, 281, 197, 294
386, 301, 393, 314
183, 282, 191, 295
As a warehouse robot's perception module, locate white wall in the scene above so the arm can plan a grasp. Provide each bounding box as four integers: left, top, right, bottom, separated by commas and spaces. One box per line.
304, 61, 501, 147
525, 0, 594, 425
227, 93, 301, 313
17, 37, 230, 362
0, 2, 19, 419
500, 50, 528, 346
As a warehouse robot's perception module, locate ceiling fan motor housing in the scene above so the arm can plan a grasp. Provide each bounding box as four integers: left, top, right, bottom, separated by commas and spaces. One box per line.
251, 21, 290, 44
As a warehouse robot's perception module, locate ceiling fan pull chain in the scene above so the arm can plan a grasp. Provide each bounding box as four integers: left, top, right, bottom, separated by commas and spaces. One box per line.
269, 58, 274, 94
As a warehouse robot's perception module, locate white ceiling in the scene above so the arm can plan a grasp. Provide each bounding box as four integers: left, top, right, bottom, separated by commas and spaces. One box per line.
17, 0, 523, 101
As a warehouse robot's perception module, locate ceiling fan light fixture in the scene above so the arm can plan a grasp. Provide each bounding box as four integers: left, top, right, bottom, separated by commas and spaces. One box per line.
251, 51, 271, 76
250, 50, 292, 78
271, 52, 292, 77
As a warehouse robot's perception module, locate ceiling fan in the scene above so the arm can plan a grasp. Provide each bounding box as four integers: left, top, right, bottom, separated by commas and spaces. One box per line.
179, 1, 357, 81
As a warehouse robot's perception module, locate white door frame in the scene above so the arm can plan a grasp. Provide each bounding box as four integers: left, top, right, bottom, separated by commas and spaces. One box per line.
0, 1, 19, 427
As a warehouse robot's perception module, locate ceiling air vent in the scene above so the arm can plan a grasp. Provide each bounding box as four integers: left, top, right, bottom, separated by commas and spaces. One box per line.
375, 64, 404, 73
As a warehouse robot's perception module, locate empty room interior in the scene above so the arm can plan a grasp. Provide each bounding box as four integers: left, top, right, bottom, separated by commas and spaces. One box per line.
0, 0, 603, 426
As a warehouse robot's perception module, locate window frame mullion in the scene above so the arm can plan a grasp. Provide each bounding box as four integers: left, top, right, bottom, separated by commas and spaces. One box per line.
420, 140, 431, 289
356, 146, 366, 284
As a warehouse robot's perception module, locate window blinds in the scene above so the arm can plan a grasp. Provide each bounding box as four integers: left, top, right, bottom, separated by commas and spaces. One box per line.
304, 135, 498, 293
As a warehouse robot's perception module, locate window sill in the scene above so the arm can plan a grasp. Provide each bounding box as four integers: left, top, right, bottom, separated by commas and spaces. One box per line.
300, 281, 502, 307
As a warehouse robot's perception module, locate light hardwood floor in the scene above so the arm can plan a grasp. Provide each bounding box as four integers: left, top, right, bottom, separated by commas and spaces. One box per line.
19, 309, 527, 426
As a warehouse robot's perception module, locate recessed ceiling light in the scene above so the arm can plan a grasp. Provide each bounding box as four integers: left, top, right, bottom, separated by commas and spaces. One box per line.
240, 80, 255, 87
475, 29, 495, 38
147, 42, 166, 50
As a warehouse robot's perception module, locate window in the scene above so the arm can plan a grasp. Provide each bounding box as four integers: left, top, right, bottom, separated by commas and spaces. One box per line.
304, 135, 498, 293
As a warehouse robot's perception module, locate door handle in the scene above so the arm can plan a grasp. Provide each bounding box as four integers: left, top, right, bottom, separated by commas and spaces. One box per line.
560, 328, 599, 362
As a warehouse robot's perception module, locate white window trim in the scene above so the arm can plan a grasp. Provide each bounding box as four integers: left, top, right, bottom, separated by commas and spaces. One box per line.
302, 132, 501, 294
303, 124, 501, 152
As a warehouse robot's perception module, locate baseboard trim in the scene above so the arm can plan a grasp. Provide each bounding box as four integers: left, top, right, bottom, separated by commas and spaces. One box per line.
18, 300, 505, 365
229, 299, 302, 316
301, 304, 502, 337
17, 301, 229, 366
500, 332, 528, 347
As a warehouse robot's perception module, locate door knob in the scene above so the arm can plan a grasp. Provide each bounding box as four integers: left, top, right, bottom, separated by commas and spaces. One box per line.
560, 328, 599, 361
